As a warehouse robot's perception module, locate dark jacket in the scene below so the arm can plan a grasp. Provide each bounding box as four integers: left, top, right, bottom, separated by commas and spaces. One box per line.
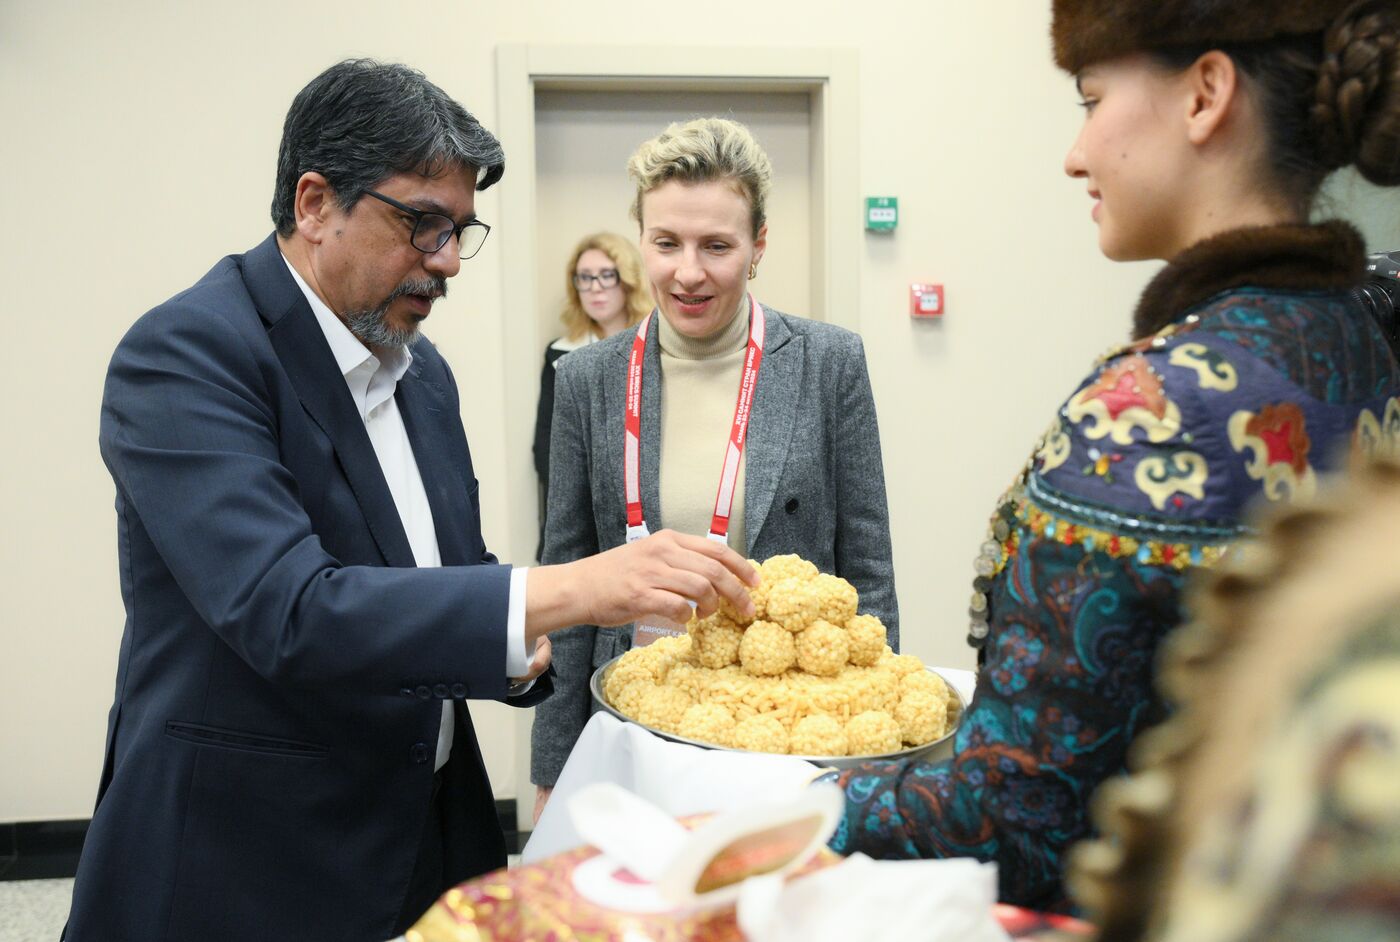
68, 234, 551, 941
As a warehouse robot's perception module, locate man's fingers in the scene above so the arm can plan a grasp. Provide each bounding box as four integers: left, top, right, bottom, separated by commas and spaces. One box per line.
650, 531, 756, 612
664, 531, 759, 586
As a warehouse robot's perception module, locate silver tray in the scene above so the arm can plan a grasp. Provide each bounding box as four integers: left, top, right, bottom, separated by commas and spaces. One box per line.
589, 654, 964, 770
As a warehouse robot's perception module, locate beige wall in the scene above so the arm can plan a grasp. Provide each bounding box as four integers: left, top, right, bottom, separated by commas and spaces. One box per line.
4, 0, 1398, 823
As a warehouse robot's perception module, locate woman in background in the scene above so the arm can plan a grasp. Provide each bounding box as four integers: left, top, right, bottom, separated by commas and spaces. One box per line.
832, 0, 1400, 912
531, 117, 899, 822
533, 233, 651, 558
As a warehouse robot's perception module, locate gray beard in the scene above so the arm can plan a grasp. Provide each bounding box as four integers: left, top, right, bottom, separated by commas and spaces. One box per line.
343, 276, 446, 349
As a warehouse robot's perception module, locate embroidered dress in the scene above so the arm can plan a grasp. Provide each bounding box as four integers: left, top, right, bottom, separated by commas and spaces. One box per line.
831, 223, 1400, 910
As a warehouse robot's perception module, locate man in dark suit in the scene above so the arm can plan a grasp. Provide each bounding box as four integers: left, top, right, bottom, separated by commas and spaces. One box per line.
67, 59, 755, 941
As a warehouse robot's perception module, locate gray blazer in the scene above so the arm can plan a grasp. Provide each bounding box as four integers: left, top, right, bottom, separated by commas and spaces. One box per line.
530, 306, 898, 786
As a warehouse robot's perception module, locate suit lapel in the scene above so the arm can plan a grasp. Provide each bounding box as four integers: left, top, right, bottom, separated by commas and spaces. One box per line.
743, 309, 801, 553
396, 363, 472, 566
641, 327, 664, 530
245, 236, 417, 568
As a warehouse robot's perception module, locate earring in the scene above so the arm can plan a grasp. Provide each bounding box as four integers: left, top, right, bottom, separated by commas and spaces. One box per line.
748, 261, 759, 280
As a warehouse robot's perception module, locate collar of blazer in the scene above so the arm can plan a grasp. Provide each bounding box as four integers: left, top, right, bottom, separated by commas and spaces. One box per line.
240, 233, 470, 568
607, 305, 804, 554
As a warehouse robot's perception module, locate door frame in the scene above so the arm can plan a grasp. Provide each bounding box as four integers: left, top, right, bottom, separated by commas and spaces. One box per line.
494, 45, 859, 822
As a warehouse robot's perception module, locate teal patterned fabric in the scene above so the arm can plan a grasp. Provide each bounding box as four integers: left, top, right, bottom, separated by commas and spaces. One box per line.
832, 275, 1400, 910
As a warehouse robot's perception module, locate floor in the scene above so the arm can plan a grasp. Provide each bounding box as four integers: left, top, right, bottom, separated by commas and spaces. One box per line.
0, 856, 525, 941
0, 878, 69, 941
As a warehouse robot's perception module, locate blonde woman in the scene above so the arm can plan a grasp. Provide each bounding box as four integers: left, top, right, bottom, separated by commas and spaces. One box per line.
533, 233, 650, 557
530, 118, 899, 821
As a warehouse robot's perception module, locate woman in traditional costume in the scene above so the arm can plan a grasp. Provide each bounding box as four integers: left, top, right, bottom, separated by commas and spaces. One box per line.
833, 0, 1400, 911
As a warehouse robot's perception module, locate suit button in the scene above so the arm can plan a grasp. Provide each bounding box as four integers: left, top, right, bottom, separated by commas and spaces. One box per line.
451, 683, 467, 699
785, 498, 800, 514
433, 683, 449, 699
415, 686, 432, 700
411, 742, 430, 764
399, 688, 413, 698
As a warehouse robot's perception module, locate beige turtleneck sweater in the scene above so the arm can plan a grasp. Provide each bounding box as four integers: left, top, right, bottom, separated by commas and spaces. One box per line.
656, 301, 752, 553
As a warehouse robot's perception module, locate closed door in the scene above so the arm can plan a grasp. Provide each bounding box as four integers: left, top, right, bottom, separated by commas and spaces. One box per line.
533, 87, 815, 348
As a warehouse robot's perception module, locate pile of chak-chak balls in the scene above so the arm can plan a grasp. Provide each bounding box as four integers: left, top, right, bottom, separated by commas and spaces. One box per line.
602, 555, 955, 757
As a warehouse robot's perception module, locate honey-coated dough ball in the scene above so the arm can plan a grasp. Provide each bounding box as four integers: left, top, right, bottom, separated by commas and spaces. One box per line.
866, 667, 902, 713
666, 661, 706, 701
739, 620, 797, 676
690, 615, 745, 669
812, 574, 859, 625
649, 633, 693, 661
605, 655, 655, 703
611, 678, 653, 719
629, 645, 678, 685
901, 669, 951, 706
845, 614, 887, 666
845, 710, 903, 756
766, 578, 822, 632
634, 684, 694, 735
679, 702, 737, 747
796, 619, 849, 677
789, 714, 849, 757
879, 652, 925, 678
761, 554, 818, 585
732, 714, 790, 754
895, 689, 948, 746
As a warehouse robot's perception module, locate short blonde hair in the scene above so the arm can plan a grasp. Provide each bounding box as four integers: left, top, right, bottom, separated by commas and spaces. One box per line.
627, 117, 773, 238
560, 232, 652, 342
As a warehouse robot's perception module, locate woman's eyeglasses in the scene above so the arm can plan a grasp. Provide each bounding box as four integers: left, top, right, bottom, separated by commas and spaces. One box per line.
573, 269, 620, 290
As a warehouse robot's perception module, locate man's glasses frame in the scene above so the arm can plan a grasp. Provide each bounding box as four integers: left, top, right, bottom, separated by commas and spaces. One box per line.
364, 189, 491, 260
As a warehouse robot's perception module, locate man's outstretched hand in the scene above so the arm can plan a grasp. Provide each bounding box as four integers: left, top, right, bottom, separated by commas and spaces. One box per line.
524, 530, 758, 645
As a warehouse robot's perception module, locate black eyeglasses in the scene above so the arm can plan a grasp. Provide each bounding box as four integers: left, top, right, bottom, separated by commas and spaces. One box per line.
573, 269, 620, 290
364, 190, 491, 260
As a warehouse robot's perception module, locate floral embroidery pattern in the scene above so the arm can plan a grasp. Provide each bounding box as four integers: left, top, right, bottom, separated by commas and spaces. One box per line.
1134, 451, 1209, 511
1168, 342, 1239, 392
1036, 419, 1073, 474
1229, 404, 1317, 502
1067, 354, 1182, 445
1354, 396, 1400, 463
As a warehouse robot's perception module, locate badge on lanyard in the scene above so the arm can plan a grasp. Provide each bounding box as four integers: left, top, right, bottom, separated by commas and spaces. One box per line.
624, 295, 767, 646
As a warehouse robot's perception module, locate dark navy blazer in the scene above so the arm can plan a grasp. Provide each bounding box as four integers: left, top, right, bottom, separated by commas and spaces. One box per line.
67, 234, 550, 940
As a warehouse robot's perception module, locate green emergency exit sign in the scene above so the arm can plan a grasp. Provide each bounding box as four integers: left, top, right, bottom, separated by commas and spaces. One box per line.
865, 196, 898, 231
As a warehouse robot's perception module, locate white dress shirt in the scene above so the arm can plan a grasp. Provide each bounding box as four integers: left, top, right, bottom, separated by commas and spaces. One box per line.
282, 257, 531, 771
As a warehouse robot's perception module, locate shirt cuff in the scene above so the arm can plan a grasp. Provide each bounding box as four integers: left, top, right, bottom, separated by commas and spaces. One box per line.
506, 567, 533, 697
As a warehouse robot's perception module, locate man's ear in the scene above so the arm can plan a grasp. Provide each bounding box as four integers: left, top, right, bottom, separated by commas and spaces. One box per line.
293, 172, 335, 245
1184, 50, 1240, 148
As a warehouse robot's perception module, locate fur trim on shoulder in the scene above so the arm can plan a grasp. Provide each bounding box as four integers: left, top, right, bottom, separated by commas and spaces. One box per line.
1132, 221, 1364, 339
1052, 0, 1352, 73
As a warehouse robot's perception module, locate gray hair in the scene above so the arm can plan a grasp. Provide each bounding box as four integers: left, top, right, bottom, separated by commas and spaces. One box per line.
271, 59, 504, 235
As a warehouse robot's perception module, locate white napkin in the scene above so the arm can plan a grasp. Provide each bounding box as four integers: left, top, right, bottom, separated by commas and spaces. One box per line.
937, 667, 977, 707
737, 853, 1010, 942
525, 712, 819, 863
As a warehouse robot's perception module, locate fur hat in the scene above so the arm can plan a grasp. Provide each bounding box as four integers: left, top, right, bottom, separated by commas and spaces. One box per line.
1052, 0, 1356, 73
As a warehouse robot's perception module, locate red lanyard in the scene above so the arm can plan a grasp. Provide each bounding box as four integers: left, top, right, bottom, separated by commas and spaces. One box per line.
624, 294, 767, 545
